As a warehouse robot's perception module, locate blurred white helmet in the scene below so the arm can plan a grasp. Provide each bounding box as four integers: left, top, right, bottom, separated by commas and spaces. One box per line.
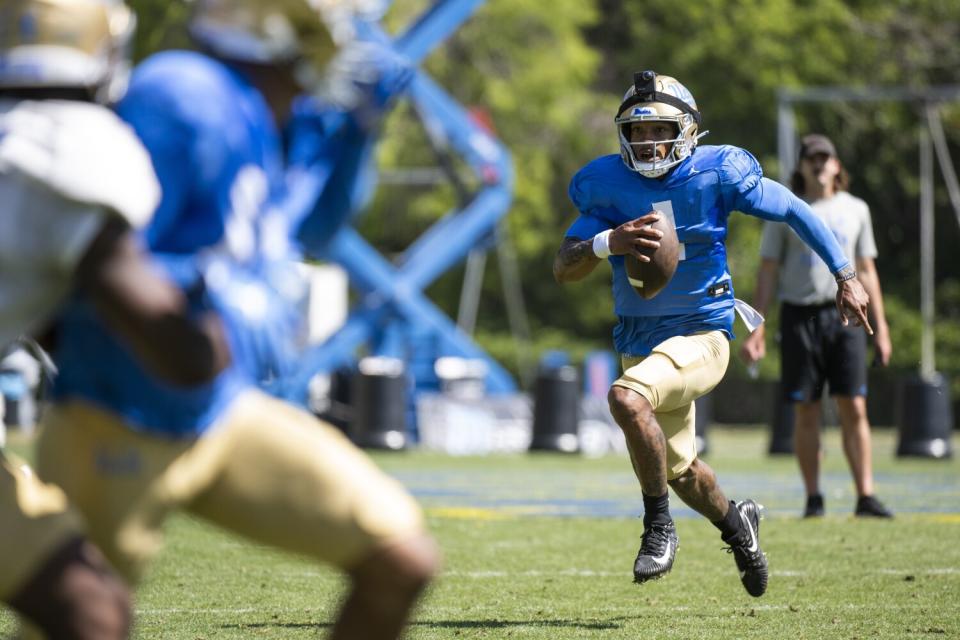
189, 0, 393, 106
0, 0, 135, 102
615, 70, 706, 178
189, 0, 332, 66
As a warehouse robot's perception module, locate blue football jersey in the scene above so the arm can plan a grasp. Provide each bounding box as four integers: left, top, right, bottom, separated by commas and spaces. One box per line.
566, 145, 764, 356
51, 51, 301, 435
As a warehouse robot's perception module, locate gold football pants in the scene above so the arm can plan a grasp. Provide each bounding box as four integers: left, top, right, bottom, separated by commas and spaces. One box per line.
36, 390, 426, 583
614, 330, 729, 478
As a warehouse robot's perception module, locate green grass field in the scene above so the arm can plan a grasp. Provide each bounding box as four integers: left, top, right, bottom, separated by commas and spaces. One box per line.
3, 426, 959, 639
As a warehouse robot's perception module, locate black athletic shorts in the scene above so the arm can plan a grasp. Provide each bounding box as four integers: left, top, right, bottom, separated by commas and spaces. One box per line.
779, 301, 868, 402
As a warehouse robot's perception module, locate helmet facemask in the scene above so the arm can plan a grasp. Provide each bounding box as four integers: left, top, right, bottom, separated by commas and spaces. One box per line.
615, 71, 707, 178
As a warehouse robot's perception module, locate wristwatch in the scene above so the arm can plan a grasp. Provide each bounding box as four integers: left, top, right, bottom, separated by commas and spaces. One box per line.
834, 265, 857, 283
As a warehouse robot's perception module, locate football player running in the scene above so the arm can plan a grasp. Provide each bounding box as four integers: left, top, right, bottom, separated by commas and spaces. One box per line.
35, 2, 439, 639
0, 0, 231, 637
554, 71, 873, 597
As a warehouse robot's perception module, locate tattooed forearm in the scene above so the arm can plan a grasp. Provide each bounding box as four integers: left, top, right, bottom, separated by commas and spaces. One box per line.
557, 237, 595, 266
553, 237, 600, 283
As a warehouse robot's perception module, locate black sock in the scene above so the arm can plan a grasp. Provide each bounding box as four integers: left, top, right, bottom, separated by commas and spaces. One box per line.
642, 492, 671, 528
712, 500, 742, 539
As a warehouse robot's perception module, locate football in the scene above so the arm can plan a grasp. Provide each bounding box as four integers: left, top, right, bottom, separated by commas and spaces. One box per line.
623, 214, 680, 299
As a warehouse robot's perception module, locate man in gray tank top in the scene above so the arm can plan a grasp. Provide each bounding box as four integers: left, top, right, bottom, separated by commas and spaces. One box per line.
740, 133, 894, 518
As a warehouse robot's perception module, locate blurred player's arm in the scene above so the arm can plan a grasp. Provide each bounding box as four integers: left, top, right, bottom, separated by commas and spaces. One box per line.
856, 256, 891, 366
76, 216, 231, 385
739, 258, 779, 365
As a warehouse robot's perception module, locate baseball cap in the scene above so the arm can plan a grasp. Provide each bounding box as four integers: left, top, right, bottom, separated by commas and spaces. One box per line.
799, 134, 837, 159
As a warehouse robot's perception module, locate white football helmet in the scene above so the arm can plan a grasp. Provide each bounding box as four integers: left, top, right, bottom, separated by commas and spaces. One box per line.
0, 0, 135, 102
615, 70, 706, 178
189, 0, 388, 95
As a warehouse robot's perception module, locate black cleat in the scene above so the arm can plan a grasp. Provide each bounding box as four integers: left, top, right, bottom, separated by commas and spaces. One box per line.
803, 493, 825, 518
855, 495, 893, 518
723, 500, 768, 597
633, 520, 678, 584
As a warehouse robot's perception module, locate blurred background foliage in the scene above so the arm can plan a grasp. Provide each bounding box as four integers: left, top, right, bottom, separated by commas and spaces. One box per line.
129, 0, 960, 395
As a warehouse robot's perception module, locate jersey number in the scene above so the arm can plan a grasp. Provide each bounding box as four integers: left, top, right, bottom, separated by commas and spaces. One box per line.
651, 200, 686, 260
223, 165, 268, 263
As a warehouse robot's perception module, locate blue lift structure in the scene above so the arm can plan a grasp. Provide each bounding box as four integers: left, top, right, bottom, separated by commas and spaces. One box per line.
277, 0, 518, 413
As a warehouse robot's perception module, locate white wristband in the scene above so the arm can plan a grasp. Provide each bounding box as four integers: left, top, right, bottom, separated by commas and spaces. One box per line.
592, 229, 612, 259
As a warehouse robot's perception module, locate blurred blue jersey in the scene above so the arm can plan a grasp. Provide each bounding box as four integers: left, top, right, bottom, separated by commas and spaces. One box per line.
285, 98, 379, 255
565, 145, 763, 356
52, 51, 304, 436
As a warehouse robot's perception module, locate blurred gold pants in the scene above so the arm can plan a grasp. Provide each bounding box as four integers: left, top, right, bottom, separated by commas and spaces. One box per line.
0, 451, 81, 600
37, 390, 425, 583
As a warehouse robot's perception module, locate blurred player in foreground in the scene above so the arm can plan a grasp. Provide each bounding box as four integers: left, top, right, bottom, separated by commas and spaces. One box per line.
0, 0, 230, 636
740, 133, 893, 519
36, 2, 439, 638
554, 71, 874, 597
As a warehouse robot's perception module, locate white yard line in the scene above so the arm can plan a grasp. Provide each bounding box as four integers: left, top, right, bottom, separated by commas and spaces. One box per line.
137, 607, 264, 615
205, 566, 959, 580
432, 567, 957, 579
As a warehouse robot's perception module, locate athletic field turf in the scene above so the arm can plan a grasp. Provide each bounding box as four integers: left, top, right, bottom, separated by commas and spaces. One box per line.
3, 426, 959, 638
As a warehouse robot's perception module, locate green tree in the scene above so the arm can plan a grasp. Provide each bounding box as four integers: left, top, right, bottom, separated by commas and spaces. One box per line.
126, 0, 960, 398
367, 0, 613, 376
583, 0, 960, 395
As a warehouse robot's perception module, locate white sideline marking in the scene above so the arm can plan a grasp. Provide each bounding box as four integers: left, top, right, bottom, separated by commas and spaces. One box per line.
134, 567, 959, 615
444, 569, 620, 577
422, 601, 957, 616
443, 569, 811, 578
157, 566, 958, 583
441, 567, 960, 580
135, 603, 944, 617
138, 607, 262, 615
243, 566, 959, 581
878, 567, 960, 575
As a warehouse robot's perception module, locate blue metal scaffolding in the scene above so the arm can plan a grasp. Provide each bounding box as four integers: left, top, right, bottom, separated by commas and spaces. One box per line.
277, 0, 518, 412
